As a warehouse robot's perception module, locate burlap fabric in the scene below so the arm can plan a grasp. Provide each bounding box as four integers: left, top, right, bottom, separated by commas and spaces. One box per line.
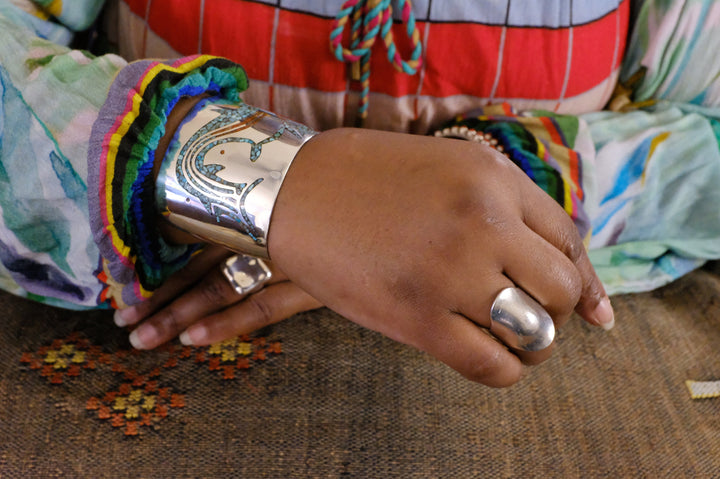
1, 263, 719, 478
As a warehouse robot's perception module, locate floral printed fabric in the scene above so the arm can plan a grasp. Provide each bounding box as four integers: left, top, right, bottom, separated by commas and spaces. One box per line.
0, 3, 125, 309
0, 1, 252, 309
621, 0, 720, 107
581, 0, 720, 293
584, 104, 720, 294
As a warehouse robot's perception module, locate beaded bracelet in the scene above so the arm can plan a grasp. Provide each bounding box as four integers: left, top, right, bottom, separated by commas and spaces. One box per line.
433, 124, 507, 154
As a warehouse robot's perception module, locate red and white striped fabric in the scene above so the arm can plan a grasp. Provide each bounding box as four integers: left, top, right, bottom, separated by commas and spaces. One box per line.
114, 0, 629, 133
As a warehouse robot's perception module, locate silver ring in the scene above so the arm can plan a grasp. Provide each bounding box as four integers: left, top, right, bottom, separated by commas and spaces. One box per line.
221, 254, 272, 296
490, 287, 555, 352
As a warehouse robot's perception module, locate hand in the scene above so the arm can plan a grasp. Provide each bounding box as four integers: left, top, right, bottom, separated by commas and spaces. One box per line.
268, 128, 614, 388
114, 245, 322, 349
116, 93, 323, 350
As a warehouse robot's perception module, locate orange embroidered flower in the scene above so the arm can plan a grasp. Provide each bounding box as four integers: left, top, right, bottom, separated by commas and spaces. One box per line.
20, 334, 100, 384
125, 422, 139, 436
88, 381, 185, 436
197, 335, 283, 380
23, 330, 284, 437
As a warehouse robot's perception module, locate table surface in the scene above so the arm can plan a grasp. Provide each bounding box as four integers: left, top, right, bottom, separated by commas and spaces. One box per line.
2, 263, 719, 478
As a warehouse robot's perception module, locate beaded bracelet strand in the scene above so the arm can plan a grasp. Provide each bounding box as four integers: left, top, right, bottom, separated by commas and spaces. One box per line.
433, 125, 508, 155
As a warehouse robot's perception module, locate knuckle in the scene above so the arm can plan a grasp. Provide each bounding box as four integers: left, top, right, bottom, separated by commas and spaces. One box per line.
548, 266, 583, 320
153, 307, 182, 337
197, 275, 234, 305
558, 261, 583, 299
132, 299, 155, 319
448, 178, 505, 221
547, 209, 587, 261
244, 293, 275, 325
439, 152, 513, 217
560, 226, 585, 263
462, 350, 514, 386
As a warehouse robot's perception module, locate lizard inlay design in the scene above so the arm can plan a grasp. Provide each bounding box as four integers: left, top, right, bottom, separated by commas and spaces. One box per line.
173, 103, 314, 243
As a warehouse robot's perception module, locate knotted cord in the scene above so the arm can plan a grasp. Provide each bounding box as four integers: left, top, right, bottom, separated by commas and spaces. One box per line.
330, 0, 423, 122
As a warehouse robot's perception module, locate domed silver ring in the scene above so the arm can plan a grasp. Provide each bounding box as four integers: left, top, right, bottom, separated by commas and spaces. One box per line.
490, 287, 555, 352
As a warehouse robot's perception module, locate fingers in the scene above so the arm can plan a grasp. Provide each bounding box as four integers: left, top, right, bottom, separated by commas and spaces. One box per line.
113, 245, 233, 328
489, 229, 575, 365
520, 179, 614, 329
179, 282, 322, 346
450, 267, 557, 366
416, 310, 524, 388
500, 226, 582, 330
120, 251, 317, 350
127, 266, 246, 349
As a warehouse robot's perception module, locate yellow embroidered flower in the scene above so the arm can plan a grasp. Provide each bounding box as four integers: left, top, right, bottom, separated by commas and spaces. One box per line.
43, 344, 82, 369
237, 342, 252, 356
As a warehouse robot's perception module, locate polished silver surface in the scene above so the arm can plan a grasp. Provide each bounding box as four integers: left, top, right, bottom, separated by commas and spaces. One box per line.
490, 287, 555, 352
156, 101, 316, 258
222, 254, 272, 296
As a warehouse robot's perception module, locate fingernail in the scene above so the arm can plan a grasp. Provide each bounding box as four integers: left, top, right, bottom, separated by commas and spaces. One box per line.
114, 309, 129, 327
114, 306, 141, 328
129, 325, 157, 350
180, 326, 207, 346
593, 296, 615, 331
179, 331, 193, 346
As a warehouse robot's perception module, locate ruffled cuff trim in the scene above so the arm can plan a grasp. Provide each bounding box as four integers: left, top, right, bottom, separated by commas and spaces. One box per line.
88, 55, 248, 307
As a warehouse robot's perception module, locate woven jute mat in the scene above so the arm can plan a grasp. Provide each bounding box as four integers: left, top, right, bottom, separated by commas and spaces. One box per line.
1, 264, 720, 478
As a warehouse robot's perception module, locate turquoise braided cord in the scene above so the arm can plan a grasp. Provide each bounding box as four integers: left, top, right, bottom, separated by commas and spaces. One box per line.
330, 0, 423, 120
379, 0, 421, 74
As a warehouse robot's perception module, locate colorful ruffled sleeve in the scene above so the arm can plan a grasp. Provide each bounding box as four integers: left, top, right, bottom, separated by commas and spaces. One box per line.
0, 6, 127, 310
87, 56, 249, 308
436, 104, 596, 244
0, 3, 250, 310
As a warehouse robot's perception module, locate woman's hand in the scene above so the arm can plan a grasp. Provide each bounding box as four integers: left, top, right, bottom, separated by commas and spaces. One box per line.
114, 245, 322, 349
116, 93, 323, 350
267, 128, 614, 388
123, 118, 612, 389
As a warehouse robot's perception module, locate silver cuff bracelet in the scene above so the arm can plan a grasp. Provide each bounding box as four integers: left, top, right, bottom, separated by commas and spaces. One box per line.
156, 101, 317, 258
